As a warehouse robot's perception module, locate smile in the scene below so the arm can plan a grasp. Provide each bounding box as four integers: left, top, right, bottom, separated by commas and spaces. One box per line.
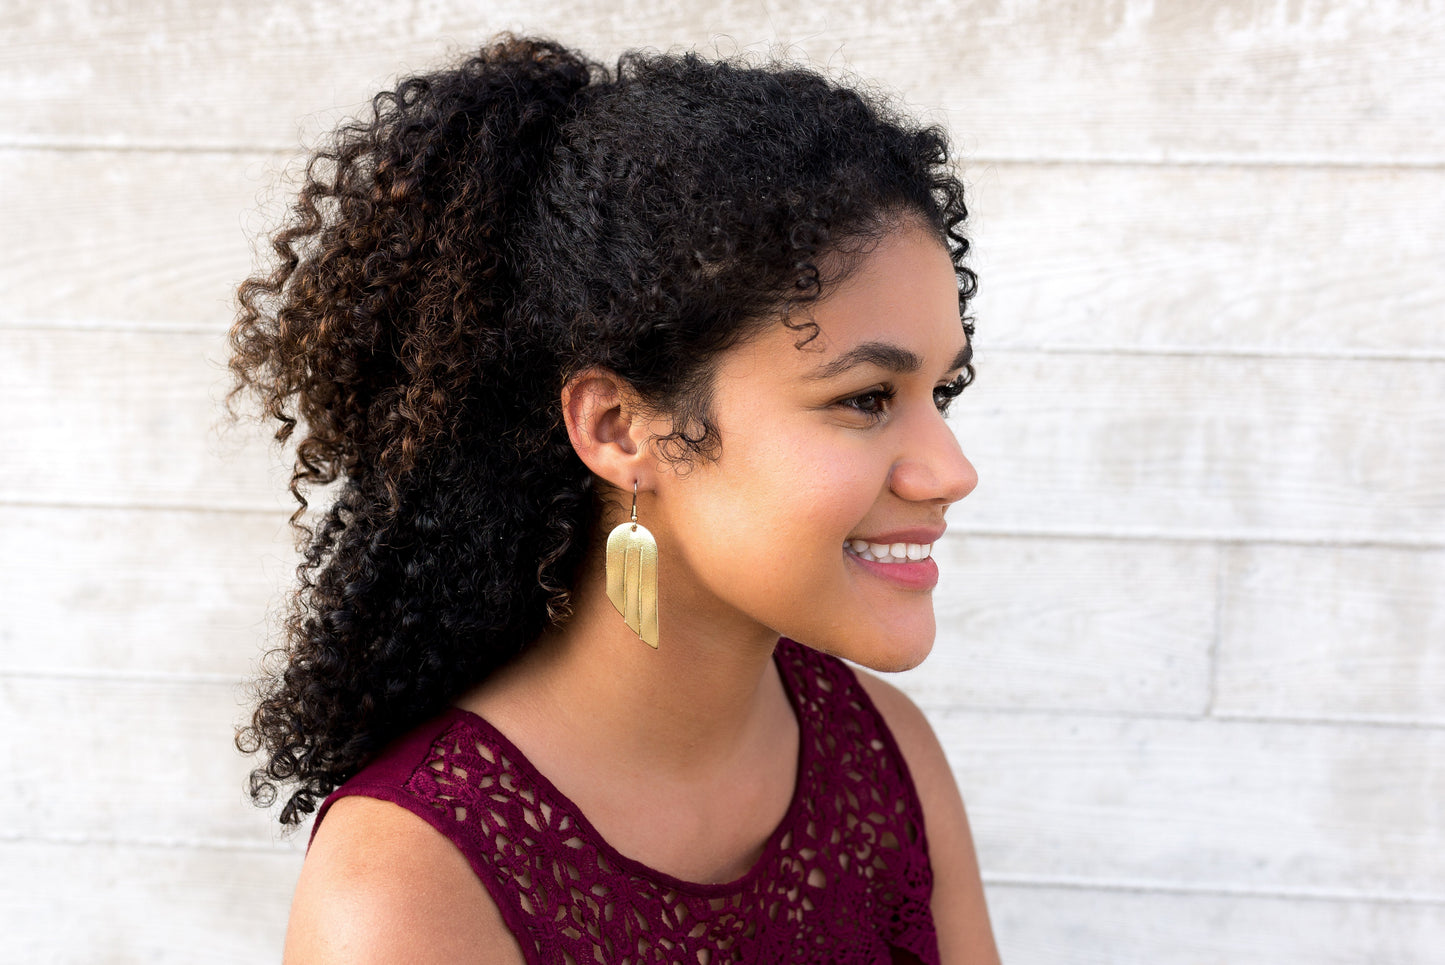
845, 540, 935, 564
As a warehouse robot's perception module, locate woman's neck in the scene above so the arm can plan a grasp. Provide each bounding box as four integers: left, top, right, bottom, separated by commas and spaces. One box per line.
458, 547, 789, 779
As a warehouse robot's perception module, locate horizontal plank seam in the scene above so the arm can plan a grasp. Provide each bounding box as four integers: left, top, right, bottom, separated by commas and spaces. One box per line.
4, 140, 1445, 171
0, 668, 248, 686
0, 829, 303, 854
0, 497, 297, 518
5, 830, 1444, 907
946, 524, 1444, 551
9, 321, 1445, 364
5, 668, 1440, 732
0, 497, 1439, 549
981, 872, 1445, 907
0, 141, 294, 159
963, 154, 1445, 172
921, 701, 1445, 732
981, 345, 1445, 363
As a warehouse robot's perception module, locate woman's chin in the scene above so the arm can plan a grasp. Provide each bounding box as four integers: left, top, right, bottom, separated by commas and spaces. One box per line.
804, 622, 936, 674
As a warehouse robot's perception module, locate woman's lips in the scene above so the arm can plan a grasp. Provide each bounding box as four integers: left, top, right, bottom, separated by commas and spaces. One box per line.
844, 542, 940, 590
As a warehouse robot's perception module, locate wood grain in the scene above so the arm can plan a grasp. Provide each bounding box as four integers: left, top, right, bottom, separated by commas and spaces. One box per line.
2, 0, 1440, 162
0, 676, 279, 846
0, 508, 1218, 712
0, 840, 300, 963
0, 506, 293, 678
8, 329, 1442, 547
937, 709, 1445, 898
0, 150, 267, 333
1215, 545, 1445, 724
987, 883, 1445, 965
0, 328, 291, 510
968, 163, 1445, 356
895, 535, 1216, 715
3, 2, 1442, 961
956, 352, 1445, 545
6, 150, 1442, 359
6, 673, 1444, 901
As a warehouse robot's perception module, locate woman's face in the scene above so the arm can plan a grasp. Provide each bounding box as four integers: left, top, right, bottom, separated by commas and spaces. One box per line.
648, 222, 978, 671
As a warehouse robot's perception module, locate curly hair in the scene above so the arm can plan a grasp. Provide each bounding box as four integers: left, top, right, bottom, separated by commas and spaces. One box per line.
230, 35, 976, 825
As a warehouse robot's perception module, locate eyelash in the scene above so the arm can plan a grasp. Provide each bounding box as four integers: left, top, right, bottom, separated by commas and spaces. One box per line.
840, 375, 968, 423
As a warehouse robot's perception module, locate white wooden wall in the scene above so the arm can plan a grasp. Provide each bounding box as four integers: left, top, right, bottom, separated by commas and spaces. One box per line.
2, 1, 1441, 961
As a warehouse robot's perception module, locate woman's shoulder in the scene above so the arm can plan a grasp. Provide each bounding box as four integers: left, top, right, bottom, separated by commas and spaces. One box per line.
287, 709, 531, 964
286, 795, 527, 964
851, 670, 1002, 965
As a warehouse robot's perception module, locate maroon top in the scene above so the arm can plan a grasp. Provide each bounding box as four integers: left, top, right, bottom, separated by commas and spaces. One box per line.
313, 638, 940, 964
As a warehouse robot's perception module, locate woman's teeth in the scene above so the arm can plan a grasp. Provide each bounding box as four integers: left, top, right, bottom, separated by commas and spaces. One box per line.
847, 539, 934, 563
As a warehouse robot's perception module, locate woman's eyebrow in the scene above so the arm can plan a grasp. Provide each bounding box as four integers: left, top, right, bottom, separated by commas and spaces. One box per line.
807, 339, 972, 380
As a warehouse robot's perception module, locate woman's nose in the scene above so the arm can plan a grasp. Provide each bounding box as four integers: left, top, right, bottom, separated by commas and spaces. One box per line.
888, 415, 978, 505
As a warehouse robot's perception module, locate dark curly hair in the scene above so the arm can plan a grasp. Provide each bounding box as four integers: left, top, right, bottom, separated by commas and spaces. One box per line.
230, 35, 976, 825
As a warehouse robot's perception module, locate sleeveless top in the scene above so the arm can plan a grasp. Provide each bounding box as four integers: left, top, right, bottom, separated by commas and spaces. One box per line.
313, 638, 940, 964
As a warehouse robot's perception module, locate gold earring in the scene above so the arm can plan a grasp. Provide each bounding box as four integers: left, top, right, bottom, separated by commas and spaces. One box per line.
606, 482, 659, 648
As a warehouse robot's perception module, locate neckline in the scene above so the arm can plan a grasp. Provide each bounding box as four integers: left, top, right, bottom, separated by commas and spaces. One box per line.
445, 638, 811, 897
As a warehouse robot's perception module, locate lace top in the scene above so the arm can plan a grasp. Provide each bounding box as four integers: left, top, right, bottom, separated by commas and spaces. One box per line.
313, 638, 939, 964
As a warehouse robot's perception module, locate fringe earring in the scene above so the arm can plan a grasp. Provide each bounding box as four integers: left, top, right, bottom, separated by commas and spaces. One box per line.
606, 482, 659, 648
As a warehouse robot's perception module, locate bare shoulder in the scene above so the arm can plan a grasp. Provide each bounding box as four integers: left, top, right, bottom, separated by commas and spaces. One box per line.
285, 795, 527, 965
854, 671, 1002, 965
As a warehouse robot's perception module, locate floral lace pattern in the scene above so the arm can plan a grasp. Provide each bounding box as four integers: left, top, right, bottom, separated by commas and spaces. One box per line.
322, 639, 938, 964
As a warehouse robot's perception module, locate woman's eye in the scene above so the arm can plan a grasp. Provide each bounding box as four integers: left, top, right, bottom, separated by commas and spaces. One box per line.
840, 388, 894, 421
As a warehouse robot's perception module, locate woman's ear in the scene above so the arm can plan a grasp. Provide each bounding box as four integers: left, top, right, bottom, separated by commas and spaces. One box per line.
560, 368, 658, 491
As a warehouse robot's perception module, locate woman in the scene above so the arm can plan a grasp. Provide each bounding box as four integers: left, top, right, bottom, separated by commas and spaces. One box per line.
232, 35, 1000, 964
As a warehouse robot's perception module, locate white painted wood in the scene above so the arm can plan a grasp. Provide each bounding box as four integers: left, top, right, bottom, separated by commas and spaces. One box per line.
0, 676, 282, 846
0, 840, 301, 963
9, 329, 1443, 549
0, 503, 1215, 714
1215, 545, 1445, 724
967, 164, 1445, 356
0, 328, 291, 511
895, 535, 1216, 714
986, 883, 1445, 965
8, 672, 1445, 901
957, 352, 1445, 545
0, 506, 293, 678
937, 709, 1445, 898
0, 150, 267, 333
7, 151, 1443, 361
3, 2, 1443, 960
2, 0, 1440, 163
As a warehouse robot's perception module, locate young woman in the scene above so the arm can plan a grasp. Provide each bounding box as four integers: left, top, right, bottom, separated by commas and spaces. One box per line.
231, 35, 1000, 964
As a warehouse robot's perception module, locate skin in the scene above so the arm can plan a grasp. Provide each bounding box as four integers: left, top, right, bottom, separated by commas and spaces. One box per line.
288, 222, 1001, 963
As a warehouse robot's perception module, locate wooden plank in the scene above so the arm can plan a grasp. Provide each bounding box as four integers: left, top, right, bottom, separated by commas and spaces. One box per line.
7, 329, 1443, 544
0, 150, 266, 333
0, 328, 290, 510
6, 150, 1444, 359
0, 504, 1213, 714
987, 883, 1445, 965
894, 536, 1215, 715
936, 710, 1445, 897
1, 0, 1441, 162
1215, 545, 1445, 724
0, 840, 300, 963
0, 676, 282, 845
8, 675, 1444, 901
968, 164, 1445, 356
954, 353, 1445, 545
0, 506, 293, 678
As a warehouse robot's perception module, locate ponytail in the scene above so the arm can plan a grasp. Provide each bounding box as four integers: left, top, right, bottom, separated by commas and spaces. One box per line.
232, 37, 599, 824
